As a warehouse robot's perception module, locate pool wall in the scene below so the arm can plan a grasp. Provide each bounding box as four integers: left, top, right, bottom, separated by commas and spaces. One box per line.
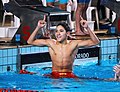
20, 46, 99, 70
100, 37, 119, 65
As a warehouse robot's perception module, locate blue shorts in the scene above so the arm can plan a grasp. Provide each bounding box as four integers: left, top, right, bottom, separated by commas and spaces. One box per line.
77, 0, 90, 4
46, 0, 68, 4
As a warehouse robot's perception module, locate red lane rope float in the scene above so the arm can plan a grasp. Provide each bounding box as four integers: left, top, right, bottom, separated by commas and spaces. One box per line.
19, 70, 35, 74
0, 89, 38, 92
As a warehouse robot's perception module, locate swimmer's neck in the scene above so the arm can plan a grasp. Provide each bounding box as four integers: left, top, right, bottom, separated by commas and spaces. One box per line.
56, 40, 70, 45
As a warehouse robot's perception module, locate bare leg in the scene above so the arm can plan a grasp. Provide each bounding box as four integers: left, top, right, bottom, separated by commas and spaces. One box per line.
75, 3, 86, 35
82, 4, 88, 19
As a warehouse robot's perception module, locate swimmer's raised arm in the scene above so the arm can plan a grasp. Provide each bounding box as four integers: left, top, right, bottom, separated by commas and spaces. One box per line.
77, 18, 100, 47
27, 15, 51, 47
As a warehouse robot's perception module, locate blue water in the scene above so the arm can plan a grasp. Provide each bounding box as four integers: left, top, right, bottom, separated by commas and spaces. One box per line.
0, 62, 120, 92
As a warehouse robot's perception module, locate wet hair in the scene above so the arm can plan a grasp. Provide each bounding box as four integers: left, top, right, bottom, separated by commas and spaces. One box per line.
57, 22, 71, 32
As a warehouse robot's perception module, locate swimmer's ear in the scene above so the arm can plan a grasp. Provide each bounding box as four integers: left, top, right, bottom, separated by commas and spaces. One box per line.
67, 31, 70, 36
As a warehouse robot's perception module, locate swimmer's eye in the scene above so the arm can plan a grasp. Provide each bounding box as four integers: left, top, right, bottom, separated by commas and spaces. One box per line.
59, 29, 65, 32
55, 29, 65, 33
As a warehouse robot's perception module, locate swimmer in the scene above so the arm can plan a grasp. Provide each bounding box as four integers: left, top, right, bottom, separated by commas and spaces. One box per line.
97, 64, 120, 81
104, 64, 120, 81
27, 15, 100, 78
113, 64, 120, 81
76, 64, 120, 81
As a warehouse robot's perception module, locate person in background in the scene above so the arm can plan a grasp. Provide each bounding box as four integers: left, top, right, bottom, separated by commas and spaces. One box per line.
75, 0, 90, 35
67, 0, 77, 20
46, 0, 71, 10
46, 0, 75, 30
97, 0, 112, 25
27, 15, 100, 78
70, 0, 77, 21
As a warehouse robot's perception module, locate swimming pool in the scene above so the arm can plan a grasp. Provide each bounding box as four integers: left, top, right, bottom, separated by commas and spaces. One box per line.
0, 61, 120, 92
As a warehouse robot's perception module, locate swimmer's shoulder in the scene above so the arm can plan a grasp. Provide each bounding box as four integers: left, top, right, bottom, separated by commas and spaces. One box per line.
68, 39, 81, 45
48, 39, 57, 45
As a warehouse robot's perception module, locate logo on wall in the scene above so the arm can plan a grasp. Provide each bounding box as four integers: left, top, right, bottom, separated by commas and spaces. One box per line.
76, 53, 89, 59
75, 47, 99, 59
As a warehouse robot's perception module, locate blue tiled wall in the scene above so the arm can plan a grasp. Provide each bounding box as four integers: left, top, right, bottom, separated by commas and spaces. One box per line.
100, 38, 118, 65
0, 46, 48, 73
0, 48, 17, 73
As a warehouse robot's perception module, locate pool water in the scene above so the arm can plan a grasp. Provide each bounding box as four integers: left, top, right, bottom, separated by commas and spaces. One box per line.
0, 63, 120, 92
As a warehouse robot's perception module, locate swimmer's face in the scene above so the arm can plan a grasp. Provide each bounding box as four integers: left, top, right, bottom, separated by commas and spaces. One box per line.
55, 25, 68, 43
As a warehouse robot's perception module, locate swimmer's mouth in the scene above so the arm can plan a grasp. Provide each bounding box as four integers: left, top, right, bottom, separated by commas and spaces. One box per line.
56, 35, 62, 39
